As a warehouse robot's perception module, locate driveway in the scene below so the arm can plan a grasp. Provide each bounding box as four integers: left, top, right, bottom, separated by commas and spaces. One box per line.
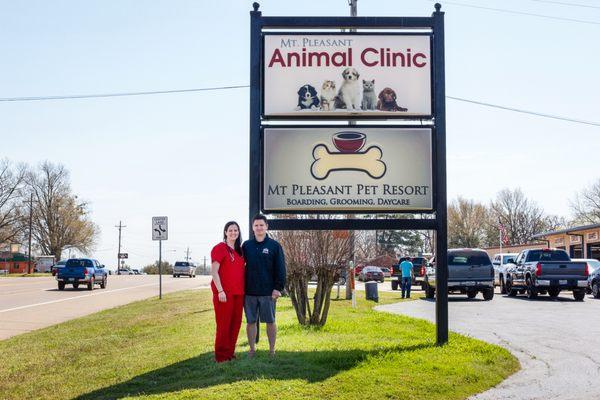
0, 275, 211, 340
377, 291, 600, 400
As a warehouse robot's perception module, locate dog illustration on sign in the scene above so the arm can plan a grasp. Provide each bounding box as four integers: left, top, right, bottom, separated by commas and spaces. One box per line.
311, 132, 386, 180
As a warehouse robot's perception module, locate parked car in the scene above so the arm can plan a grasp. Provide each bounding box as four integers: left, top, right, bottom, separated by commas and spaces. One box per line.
56, 258, 107, 290
424, 249, 494, 300
492, 253, 518, 294
51, 260, 67, 276
380, 267, 391, 278
584, 259, 600, 298
391, 257, 428, 291
504, 249, 589, 301
118, 268, 134, 275
173, 261, 197, 278
573, 258, 600, 296
131, 269, 142, 275
358, 266, 384, 282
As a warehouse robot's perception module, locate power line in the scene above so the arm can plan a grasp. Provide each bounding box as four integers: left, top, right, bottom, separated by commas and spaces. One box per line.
528, 0, 600, 10
1, 84, 598, 127
447, 96, 600, 127
425, 0, 600, 25
0, 84, 249, 102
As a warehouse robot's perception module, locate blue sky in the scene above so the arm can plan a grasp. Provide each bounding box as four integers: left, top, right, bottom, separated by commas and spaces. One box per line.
1, 0, 598, 269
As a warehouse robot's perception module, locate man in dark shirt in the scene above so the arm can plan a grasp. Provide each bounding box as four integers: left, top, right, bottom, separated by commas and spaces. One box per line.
243, 214, 286, 357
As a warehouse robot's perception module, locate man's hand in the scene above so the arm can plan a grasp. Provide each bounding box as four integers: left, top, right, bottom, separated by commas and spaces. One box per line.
218, 291, 227, 303
272, 289, 282, 300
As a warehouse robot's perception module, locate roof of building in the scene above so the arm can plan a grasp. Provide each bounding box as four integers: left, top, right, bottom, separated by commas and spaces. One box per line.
532, 222, 600, 239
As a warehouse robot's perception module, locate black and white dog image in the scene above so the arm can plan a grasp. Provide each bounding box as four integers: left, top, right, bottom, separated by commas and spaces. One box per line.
320, 80, 337, 111
334, 68, 361, 111
295, 84, 320, 110
361, 79, 377, 110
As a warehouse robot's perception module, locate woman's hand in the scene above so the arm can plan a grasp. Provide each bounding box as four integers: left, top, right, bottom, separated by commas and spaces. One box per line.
218, 291, 227, 302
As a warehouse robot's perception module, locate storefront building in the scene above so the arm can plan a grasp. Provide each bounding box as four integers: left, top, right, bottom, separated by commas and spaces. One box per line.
0, 252, 32, 274
532, 223, 600, 260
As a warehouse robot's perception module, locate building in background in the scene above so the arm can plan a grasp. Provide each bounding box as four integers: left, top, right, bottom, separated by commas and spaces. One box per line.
532, 223, 600, 259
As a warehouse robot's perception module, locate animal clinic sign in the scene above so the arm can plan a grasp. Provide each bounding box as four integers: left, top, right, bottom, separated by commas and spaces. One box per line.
263, 34, 432, 117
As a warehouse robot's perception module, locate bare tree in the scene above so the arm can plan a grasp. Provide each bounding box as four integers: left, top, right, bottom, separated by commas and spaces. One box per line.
0, 160, 27, 245
448, 197, 490, 248
274, 216, 351, 326
489, 188, 557, 245
27, 162, 99, 260
570, 179, 600, 224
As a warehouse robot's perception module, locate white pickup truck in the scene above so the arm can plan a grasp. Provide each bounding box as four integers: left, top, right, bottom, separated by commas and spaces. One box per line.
173, 261, 196, 278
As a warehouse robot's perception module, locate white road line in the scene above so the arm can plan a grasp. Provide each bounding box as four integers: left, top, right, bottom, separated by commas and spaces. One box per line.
0, 282, 202, 314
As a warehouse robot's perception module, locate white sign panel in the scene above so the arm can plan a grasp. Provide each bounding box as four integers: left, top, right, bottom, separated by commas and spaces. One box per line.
263, 34, 432, 117
570, 235, 581, 244
263, 128, 432, 212
152, 216, 168, 241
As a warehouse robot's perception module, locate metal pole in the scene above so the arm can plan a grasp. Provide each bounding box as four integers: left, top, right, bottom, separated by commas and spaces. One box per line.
433, 3, 448, 346
159, 240, 162, 300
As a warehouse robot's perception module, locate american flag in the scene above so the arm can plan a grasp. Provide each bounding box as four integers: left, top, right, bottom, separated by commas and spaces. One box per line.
499, 222, 510, 246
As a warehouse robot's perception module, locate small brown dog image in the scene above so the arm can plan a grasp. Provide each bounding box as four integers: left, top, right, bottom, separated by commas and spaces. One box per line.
376, 88, 408, 112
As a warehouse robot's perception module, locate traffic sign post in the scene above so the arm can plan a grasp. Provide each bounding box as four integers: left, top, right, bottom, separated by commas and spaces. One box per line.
118, 253, 128, 259
152, 216, 168, 299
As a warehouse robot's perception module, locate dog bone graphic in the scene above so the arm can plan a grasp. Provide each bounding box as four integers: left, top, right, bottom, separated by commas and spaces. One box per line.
311, 144, 387, 180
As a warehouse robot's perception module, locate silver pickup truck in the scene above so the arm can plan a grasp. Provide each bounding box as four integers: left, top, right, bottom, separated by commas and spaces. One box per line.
504, 249, 588, 301
424, 249, 495, 301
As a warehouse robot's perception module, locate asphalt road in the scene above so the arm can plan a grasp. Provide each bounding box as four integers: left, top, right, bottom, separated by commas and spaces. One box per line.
0, 275, 211, 340
377, 289, 600, 400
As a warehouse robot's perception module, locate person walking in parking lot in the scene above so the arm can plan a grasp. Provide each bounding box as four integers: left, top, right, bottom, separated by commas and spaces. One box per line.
243, 214, 286, 358
210, 221, 245, 362
400, 258, 413, 299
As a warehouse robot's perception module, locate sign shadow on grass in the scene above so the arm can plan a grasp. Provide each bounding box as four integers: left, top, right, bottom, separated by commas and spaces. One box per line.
75, 343, 432, 399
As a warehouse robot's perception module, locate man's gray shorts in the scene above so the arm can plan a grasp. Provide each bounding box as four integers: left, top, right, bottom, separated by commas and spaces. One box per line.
244, 295, 276, 324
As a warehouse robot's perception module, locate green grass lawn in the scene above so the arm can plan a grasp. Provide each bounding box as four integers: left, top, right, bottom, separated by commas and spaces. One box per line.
0, 290, 518, 400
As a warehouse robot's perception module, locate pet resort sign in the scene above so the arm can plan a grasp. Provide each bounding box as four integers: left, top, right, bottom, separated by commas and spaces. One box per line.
263, 34, 432, 118
263, 127, 432, 212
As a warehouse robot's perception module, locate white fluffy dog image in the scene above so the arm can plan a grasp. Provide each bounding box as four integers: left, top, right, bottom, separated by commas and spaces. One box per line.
335, 68, 361, 111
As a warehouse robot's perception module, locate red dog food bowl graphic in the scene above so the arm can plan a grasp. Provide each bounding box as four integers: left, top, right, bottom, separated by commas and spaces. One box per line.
332, 132, 366, 153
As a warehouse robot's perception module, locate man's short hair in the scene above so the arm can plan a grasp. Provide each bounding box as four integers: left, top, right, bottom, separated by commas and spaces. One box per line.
252, 214, 268, 225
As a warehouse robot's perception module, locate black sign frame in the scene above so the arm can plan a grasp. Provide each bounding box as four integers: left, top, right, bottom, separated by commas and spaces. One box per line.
249, 3, 448, 345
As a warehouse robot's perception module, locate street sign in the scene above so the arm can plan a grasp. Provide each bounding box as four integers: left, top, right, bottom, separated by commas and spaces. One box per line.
152, 216, 168, 241
118, 253, 128, 259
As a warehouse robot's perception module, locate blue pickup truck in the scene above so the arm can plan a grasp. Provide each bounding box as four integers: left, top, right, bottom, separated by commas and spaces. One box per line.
56, 258, 108, 291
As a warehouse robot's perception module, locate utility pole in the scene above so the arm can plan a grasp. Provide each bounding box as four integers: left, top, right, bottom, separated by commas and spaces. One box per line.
26, 193, 33, 274
115, 221, 126, 274
345, 0, 358, 301
185, 247, 191, 262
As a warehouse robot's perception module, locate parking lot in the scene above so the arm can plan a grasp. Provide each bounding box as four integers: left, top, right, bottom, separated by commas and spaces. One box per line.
0, 275, 211, 340
377, 286, 600, 400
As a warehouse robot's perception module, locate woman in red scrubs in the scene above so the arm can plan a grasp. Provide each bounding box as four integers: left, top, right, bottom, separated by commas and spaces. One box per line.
210, 221, 245, 362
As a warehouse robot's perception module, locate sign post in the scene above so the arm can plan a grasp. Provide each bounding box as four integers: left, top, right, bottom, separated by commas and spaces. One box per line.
152, 216, 168, 300
249, 3, 448, 344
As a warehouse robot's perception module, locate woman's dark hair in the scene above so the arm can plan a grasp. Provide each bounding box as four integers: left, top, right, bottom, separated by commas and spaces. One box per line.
223, 221, 243, 256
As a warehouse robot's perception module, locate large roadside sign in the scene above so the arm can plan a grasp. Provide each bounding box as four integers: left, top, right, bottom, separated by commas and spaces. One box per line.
249, 3, 449, 345
152, 216, 168, 241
